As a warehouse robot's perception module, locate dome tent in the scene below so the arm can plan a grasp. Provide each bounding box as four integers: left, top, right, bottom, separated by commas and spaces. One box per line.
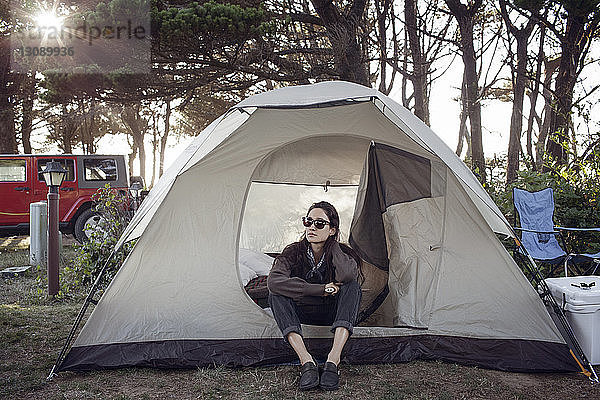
52, 81, 592, 376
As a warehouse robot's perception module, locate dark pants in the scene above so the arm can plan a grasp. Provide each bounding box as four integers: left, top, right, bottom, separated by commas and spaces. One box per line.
269, 280, 362, 339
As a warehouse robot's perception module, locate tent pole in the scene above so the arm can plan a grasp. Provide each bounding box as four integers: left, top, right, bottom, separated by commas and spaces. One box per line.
515, 238, 599, 383
47, 247, 121, 381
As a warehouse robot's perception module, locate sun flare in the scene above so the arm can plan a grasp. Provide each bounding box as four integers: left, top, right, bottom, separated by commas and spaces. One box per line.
35, 11, 63, 31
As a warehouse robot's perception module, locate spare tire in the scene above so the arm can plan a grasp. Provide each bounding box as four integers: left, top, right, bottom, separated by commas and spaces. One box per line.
74, 208, 103, 243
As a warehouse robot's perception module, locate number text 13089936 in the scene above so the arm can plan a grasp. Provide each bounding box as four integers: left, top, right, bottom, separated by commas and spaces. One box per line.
14, 46, 74, 57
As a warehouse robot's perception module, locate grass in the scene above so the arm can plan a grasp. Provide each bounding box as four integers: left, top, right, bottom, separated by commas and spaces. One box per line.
1, 244, 599, 399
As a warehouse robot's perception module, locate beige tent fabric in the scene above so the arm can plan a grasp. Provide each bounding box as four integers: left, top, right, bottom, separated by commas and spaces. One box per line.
429, 172, 563, 341
236, 81, 512, 236
116, 111, 250, 249
376, 100, 511, 236
252, 135, 368, 185
73, 84, 563, 351
383, 196, 446, 329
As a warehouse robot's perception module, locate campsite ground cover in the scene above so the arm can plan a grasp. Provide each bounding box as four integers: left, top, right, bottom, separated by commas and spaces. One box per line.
1, 245, 598, 400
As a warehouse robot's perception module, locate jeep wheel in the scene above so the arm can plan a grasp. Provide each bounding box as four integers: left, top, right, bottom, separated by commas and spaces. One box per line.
74, 209, 104, 243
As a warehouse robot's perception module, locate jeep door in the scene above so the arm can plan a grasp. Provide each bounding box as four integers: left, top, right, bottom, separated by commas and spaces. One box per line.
33, 157, 78, 221
0, 157, 32, 226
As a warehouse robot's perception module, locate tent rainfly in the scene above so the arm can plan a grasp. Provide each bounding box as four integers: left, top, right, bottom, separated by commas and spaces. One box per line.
52, 81, 595, 377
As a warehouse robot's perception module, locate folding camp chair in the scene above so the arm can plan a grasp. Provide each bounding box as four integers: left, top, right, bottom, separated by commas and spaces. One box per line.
513, 187, 600, 277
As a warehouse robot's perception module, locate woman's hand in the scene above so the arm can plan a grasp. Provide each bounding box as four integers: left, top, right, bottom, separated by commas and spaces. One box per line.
324, 282, 341, 296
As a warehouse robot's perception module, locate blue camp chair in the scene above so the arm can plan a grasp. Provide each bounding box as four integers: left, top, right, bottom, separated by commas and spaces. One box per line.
513, 187, 600, 277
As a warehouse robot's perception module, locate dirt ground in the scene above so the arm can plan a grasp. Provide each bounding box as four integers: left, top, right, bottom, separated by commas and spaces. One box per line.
0, 234, 77, 251
1, 245, 599, 400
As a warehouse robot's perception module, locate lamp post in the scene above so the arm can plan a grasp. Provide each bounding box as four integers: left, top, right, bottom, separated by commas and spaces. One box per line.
42, 161, 66, 298
129, 181, 143, 211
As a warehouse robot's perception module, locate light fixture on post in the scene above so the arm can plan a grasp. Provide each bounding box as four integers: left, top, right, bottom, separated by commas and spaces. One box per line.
129, 181, 143, 210
42, 160, 66, 298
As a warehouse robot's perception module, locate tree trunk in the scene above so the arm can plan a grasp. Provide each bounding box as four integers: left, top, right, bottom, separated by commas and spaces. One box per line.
546, 12, 593, 164
505, 44, 526, 184
537, 58, 560, 171
122, 104, 148, 182
21, 75, 35, 154
456, 113, 467, 156
525, 27, 545, 170
405, 0, 429, 125
375, 0, 390, 94
150, 113, 158, 188
79, 99, 91, 154
60, 105, 76, 154
500, 0, 535, 184
159, 100, 171, 177
81, 100, 98, 154
456, 73, 472, 159
311, 0, 369, 85
0, 38, 17, 153
462, 21, 484, 183
128, 141, 137, 178
136, 132, 146, 182
445, 0, 485, 183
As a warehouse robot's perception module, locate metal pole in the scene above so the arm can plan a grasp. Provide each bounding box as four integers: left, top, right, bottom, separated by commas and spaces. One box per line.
47, 187, 60, 297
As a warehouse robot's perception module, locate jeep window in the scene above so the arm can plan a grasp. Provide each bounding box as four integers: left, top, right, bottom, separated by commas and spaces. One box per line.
83, 158, 117, 181
0, 159, 26, 182
37, 159, 75, 182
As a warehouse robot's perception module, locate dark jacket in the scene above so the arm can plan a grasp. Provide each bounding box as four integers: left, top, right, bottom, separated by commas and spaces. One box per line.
267, 239, 358, 303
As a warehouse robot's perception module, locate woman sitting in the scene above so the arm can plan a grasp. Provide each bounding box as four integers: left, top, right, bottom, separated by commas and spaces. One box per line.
267, 201, 362, 391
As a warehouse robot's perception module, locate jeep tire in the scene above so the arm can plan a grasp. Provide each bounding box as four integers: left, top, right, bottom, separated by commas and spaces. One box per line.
74, 208, 102, 243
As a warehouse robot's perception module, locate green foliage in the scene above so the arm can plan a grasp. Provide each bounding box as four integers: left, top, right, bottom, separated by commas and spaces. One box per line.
41, 68, 109, 103
64, 185, 135, 295
40, 0, 154, 101
558, 0, 600, 16
24, 247, 84, 302
514, 0, 600, 15
154, 1, 275, 47
513, 0, 546, 12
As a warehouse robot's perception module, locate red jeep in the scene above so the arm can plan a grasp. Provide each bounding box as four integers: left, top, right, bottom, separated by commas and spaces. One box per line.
0, 154, 131, 242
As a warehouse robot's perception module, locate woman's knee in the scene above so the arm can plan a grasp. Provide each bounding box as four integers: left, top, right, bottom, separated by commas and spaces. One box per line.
339, 280, 361, 296
268, 293, 292, 307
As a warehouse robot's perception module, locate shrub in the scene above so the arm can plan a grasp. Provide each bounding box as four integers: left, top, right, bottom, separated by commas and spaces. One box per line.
60, 185, 136, 296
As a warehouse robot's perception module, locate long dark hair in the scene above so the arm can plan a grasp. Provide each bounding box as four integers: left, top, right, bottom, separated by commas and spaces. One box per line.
301, 201, 363, 283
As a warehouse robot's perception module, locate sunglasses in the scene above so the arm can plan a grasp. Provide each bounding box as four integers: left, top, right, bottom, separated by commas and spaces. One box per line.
302, 217, 331, 230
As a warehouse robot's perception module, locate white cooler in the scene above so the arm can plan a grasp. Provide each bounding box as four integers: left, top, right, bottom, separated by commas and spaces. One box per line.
545, 276, 600, 365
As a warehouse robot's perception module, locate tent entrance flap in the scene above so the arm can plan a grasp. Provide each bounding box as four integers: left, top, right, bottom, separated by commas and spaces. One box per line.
350, 142, 447, 328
